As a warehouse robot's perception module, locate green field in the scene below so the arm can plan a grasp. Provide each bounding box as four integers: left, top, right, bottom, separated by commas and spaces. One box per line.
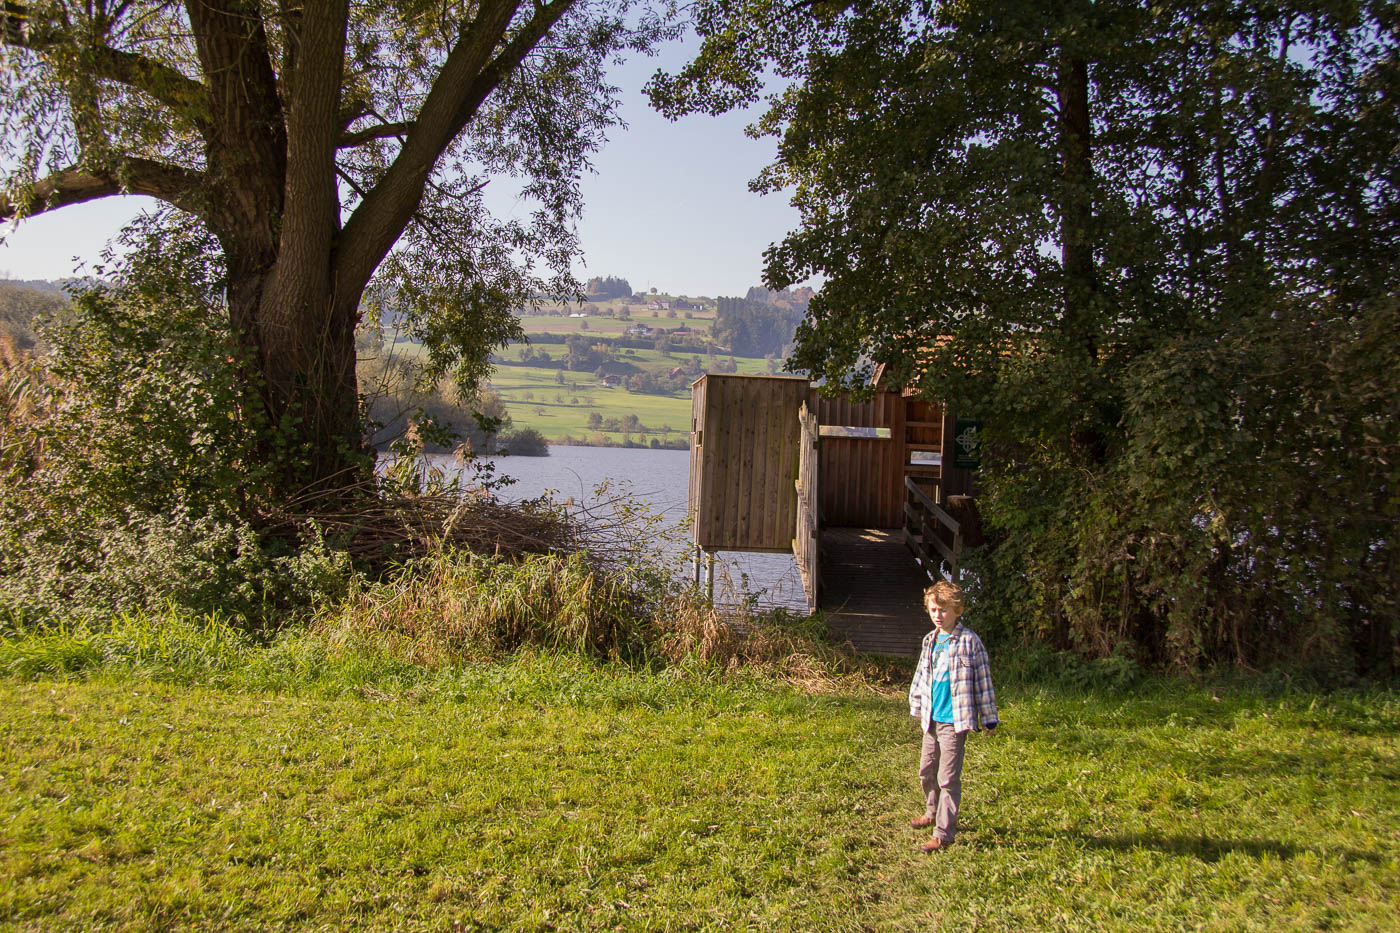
3, 652, 1397, 931
484, 364, 694, 446
381, 301, 784, 445
499, 302, 780, 445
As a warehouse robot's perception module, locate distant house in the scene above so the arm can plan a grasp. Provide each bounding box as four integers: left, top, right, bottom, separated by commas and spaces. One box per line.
670, 326, 692, 338
648, 300, 671, 311
673, 299, 699, 311
600, 374, 622, 387
625, 323, 654, 337
667, 366, 685, 379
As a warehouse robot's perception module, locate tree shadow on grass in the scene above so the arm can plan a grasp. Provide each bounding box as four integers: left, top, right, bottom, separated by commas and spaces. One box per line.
1072, 831, 1386, 865
971, 826, 1386, 864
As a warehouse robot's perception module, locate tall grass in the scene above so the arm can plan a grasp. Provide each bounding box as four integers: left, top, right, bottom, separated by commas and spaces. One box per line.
317, 550, 900, 689
0, 610, 251, 679
0, 550, 901, 695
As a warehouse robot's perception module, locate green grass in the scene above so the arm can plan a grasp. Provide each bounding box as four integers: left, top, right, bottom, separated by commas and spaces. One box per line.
2, 644, 1397, 931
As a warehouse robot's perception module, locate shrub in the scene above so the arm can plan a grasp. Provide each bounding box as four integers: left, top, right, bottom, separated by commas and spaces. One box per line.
0, 214, 349, 631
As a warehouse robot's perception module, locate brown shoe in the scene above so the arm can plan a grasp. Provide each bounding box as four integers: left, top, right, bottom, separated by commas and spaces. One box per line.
909, 814, 937, 829
919, 836, 952, 853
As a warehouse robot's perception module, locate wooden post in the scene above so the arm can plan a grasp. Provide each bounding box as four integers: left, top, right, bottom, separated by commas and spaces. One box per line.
704, 552, 716, 600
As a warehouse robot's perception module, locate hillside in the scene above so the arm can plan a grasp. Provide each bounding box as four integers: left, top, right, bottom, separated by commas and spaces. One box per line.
7, 277, 806, 451
379, 290, 803, 450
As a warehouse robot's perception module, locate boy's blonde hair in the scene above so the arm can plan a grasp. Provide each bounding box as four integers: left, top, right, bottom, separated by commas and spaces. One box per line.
924, 581, 965, 616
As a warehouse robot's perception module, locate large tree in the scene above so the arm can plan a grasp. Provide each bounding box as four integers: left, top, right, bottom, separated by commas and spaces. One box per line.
1, 0, 668, 496
652, 0, 1400, 674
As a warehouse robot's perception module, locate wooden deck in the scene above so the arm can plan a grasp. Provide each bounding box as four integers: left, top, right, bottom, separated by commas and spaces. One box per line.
819, 527, 931, 658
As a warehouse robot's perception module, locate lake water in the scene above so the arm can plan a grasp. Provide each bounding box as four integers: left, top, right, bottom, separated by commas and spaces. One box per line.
425, 446, 808, 611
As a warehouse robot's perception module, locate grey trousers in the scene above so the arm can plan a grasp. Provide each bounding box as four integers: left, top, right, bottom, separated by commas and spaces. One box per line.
919, 721, 968, 843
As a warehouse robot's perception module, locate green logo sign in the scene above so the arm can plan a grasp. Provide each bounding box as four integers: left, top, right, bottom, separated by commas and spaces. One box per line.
952, 418, 982, 470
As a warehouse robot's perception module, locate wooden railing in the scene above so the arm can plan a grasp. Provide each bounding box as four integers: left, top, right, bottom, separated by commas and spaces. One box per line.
902, 476, 964, 584
794, 402, 820, 613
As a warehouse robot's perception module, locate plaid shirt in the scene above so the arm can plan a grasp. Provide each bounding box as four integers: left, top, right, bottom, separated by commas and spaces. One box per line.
908, 623, 999, 734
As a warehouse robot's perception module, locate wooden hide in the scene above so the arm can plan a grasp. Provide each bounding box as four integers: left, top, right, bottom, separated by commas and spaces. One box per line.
689, 375, 807, 552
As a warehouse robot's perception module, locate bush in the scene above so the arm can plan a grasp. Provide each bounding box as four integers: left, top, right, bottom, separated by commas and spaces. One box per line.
312, 550, 897, 687
0, 214, 350, 631
965, 297, 1400, 681
499, 426, 549, 456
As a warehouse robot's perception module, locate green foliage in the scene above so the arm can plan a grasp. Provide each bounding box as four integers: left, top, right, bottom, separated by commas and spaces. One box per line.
39, 219, 265, 514
655, 0, 1400, 677
0, 280, 67, 351
0, 217, 351, 629
584, 274, 633, 301
498, 426, 549, 456
0, 502, 352, 628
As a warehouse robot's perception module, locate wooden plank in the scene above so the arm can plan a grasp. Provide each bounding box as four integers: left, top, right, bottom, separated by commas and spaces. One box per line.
902, 525, 925, 565
757, 377, 777, 546
928, 530, 958, 564
734, 378, 756, 547
764, 377, 788, 549
699, 375, 721, 548
695, 377, 717, 547
906, 475, 938, 513
778, 388, 800, 548
733, 376, 756, 546
885, 392, 903, 526
714, 376, 738, 547
688, 380, 703, 532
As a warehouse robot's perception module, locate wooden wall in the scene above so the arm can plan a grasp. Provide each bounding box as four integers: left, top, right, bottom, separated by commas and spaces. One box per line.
809, 391, 902, 527
689, 374, 807, 552
809, 391, 943, 528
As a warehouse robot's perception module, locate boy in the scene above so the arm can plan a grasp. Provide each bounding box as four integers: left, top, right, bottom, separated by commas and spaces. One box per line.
907, 581, 998, 852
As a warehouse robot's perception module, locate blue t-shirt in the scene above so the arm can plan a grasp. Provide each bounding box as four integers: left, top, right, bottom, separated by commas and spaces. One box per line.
928, 632, 955, 725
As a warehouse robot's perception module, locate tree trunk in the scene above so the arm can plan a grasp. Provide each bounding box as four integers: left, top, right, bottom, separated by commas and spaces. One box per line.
223, 258, 369, 503
1057, 53, 1096, 358
199, 0, 368, 503
1056, 51, 1108, 467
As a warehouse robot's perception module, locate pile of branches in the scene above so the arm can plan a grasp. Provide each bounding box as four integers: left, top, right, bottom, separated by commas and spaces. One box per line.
258, 484, 584, 571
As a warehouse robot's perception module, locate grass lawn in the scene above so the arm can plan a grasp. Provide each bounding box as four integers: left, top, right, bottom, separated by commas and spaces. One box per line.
2, 655, 1396, 931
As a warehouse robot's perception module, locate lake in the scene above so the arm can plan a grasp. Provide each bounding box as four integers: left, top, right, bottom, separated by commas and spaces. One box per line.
425, 446, 808, 611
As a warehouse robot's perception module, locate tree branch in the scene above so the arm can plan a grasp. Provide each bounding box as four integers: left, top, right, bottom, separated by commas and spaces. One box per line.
0, 159, 206, 221
335, 0, 579, 297
186, 0, 284, 162
333, 0, 526, 294
92, 44, 210, 127
339, 121, 414, 148
1, 2, 210, 128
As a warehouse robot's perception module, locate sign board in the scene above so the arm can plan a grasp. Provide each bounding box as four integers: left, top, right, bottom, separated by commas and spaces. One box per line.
952, 418, 983, 470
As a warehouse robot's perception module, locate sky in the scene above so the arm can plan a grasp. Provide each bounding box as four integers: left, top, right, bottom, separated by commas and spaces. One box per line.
0, 36, 804, 300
